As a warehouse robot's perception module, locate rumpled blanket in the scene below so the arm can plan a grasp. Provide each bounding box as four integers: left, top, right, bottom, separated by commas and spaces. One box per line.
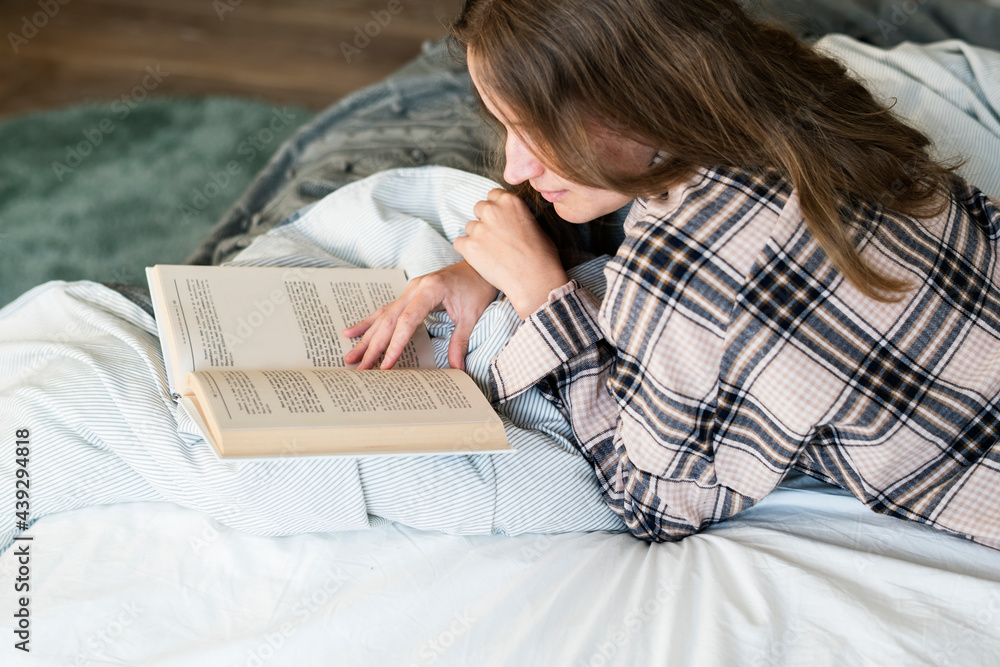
0, 167, 626, 554
187, 32, 1000, 272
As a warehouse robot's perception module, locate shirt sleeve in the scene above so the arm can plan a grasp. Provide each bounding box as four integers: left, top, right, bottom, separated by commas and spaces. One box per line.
488, 279, 760, 542
488, 280, 606, 403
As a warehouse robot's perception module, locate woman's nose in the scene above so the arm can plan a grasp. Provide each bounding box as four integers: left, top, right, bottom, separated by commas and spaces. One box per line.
503, 132, 545, 185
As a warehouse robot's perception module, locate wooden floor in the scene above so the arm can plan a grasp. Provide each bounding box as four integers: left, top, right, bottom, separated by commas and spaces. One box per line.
0, 0, 465, 119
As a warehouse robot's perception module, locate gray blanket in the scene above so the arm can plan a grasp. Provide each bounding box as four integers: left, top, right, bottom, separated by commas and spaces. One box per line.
181, 0, 1000, 277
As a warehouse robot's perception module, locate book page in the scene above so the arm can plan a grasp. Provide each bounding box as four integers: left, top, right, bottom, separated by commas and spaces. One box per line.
186, 367, 498, 430
147, 265, 436, 391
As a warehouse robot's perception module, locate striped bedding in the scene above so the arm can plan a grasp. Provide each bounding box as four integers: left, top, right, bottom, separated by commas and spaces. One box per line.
0, 167, 624, 554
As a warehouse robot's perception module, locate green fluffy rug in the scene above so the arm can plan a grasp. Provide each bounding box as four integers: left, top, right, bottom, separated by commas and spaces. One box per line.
0, 98, 313, 308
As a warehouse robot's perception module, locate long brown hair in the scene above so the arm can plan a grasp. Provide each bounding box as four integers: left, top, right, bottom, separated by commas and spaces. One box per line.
451, 0, 959, 300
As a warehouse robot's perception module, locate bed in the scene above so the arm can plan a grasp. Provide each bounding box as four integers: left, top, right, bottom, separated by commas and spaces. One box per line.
3, 2, 1000, 665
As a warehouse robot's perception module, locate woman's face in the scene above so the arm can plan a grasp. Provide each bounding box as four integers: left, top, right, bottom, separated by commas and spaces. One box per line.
467, 53, 656, 224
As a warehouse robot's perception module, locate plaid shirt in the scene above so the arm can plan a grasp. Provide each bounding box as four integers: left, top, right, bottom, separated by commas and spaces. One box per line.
488, 166, 1000, 548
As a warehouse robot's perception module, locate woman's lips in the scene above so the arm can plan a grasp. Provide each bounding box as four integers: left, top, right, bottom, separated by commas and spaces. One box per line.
537, 189, 567, 203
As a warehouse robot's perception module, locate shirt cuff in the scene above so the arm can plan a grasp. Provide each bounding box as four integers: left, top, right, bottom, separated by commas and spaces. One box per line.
488, 280, 604, 403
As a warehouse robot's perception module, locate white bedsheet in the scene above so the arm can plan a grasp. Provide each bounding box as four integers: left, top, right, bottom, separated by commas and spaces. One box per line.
2, 473, 999, 666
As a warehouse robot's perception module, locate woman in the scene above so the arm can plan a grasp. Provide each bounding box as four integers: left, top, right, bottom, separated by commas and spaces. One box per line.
344, 0, 1000, 547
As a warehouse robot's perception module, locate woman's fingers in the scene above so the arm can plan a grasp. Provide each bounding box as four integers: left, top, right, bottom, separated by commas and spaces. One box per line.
470, 200, 485, 221
342, 320, 370, 338
447, 314, 476, 372
453, 234, 468, 256
456, 193, 569, 319
344, 304, 400, 368
346, 275, 445, 369
343, 307, 382, 339
344, 319, 379, 366
341, 260, 497, 371
378, 291, 438, 369
343, 307, 385, 364
359, 316, 398, 369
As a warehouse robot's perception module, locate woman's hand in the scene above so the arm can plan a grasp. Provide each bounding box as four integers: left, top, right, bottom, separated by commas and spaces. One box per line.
455, 189, 570, 320
343, 260, 499, 371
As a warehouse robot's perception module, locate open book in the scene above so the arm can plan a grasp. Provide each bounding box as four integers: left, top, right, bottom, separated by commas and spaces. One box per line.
146, 264, 513, 458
